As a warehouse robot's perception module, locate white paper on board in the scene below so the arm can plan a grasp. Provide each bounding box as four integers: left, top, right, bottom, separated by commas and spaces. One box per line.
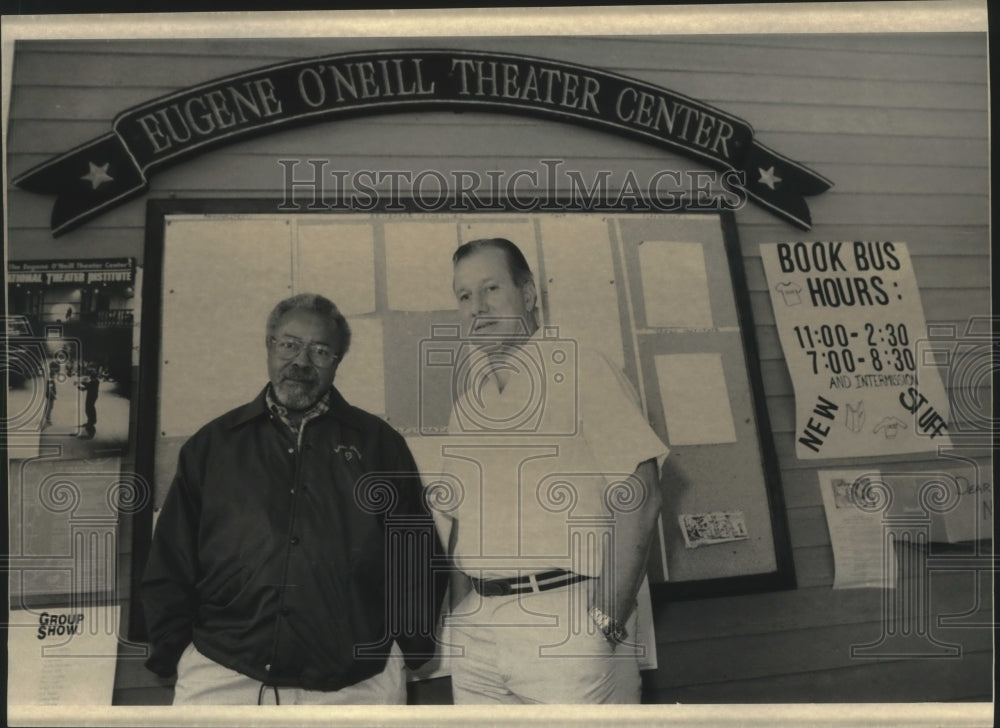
160, 218, 291, 436
296, 223, 376, 315
639, 241, 714, 329
539, 216, 625, 370
384, 222, 459, 311
654, 353, 737, 445
335, 317, 386, 415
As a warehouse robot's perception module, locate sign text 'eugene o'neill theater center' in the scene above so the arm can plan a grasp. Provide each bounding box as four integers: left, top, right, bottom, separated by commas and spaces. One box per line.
14, 50, 831, 236
137, 57, 738, 159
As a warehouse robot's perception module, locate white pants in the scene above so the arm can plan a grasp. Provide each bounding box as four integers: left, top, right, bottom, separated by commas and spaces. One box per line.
448, 582, 641, 704
172, 642, 407, 705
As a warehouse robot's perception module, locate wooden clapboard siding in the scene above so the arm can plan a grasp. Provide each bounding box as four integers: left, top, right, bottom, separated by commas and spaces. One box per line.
645, 651, 995, 703
655, 567, 993, 638
654, 620, 993, 688
6, 33, 991, 707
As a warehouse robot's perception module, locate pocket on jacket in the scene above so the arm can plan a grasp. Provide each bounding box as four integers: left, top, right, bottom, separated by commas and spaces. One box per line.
200, 567, 249, 607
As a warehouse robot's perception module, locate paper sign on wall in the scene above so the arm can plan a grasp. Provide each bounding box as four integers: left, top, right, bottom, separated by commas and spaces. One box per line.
761, 242, 951, 459
818, 469, 896, 589
7, 606, 120, 705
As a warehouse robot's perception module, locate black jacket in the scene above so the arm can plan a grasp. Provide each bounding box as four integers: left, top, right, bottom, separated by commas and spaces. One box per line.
141, 386, 446, 690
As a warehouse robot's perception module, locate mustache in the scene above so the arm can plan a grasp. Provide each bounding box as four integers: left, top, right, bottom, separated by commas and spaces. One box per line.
281, 364, 318, 382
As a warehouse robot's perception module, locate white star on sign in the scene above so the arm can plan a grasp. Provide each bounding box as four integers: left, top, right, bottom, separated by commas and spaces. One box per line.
81, 162, 113, 190
757, 166, 781, 190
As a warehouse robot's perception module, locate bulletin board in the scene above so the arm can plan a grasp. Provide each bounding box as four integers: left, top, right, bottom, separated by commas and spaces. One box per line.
131, 199, 794, 634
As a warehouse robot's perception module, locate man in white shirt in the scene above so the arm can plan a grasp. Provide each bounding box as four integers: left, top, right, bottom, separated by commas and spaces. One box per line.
432, 237, 667, 704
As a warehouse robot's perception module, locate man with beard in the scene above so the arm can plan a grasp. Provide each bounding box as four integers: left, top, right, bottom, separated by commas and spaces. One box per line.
142, 293, 445, 704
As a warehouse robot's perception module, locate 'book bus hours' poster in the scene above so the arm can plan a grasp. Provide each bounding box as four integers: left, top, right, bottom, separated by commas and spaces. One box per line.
761, 241, 952, 459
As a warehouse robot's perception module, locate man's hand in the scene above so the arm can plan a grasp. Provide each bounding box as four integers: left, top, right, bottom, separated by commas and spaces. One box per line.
587, 458, 662, 636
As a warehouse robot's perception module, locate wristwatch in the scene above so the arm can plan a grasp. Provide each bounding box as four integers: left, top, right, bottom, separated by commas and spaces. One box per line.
588, 605, 628, 645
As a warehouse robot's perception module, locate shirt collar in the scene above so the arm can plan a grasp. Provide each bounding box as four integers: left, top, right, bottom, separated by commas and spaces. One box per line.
266, 385, 331, 433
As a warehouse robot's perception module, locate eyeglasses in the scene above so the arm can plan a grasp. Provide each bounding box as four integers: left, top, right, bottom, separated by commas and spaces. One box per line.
268, 336, 340, 366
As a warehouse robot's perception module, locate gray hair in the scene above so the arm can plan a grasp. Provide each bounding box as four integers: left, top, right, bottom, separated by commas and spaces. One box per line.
266, 293, 351, 357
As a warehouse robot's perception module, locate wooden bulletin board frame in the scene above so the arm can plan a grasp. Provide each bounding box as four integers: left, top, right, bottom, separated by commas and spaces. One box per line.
130, 197, 795, 638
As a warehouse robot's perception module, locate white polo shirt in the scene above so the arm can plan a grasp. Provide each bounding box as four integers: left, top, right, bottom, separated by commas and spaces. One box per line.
435, 333, 668, 579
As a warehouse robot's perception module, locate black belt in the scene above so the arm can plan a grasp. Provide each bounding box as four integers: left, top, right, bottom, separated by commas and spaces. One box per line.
471, 569, 591, 597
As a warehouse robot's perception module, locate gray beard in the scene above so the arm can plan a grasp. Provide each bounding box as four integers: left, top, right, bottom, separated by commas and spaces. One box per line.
274, 381, 320, 411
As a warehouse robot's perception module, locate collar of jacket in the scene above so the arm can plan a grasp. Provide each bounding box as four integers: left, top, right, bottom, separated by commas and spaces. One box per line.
221, 385, 364, 432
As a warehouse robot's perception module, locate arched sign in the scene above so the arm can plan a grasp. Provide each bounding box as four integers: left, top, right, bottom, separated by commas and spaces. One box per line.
14, 49, 831, 236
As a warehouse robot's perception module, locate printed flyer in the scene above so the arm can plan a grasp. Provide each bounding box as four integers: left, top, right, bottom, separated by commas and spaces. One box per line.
761, 241, 952, 459
7, 606, 119, 706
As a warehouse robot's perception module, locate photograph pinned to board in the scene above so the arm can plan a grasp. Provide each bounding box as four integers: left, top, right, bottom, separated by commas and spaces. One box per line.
6, 258, 141, 462
679, 511, 749, 549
